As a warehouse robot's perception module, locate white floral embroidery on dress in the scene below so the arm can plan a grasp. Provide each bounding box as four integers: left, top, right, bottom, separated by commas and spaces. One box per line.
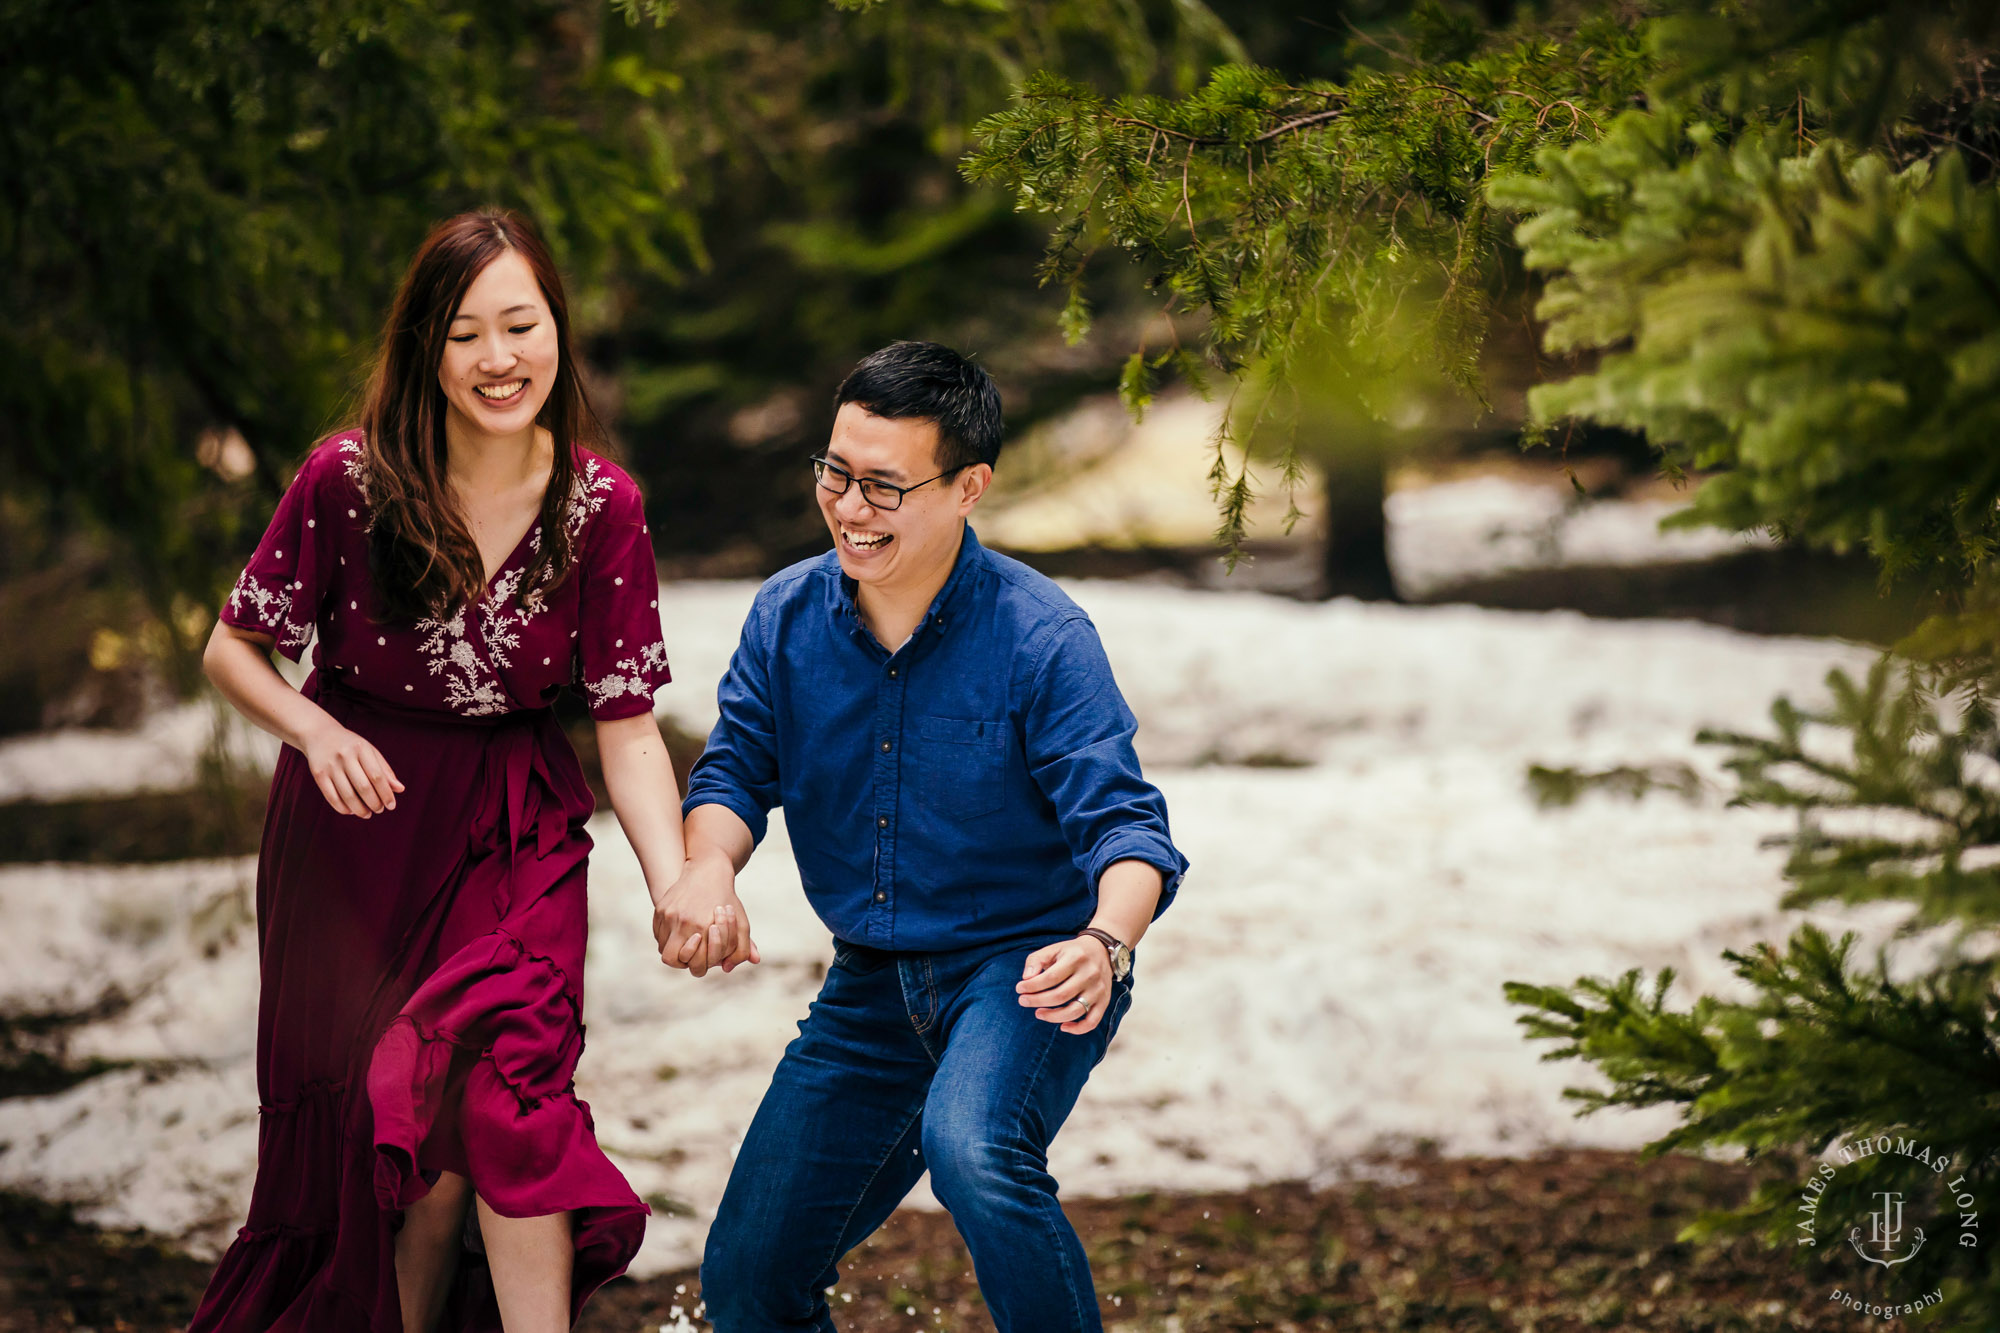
338, 437, 369, 501
226, 569, 315, 653
413, 604, 513, 717
521, 457, 612, 564
413, 569, 558, 717
280, 599, 315, 654
480, 567, 543, 665
410, 458, 609, 717
565, 458, 615, 541
585, 641, 669, 711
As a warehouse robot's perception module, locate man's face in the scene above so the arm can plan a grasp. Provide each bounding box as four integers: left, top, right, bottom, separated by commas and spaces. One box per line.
818, 402, 990, 594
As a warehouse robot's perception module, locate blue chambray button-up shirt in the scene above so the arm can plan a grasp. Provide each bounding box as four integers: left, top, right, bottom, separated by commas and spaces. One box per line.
682, 524, 1187, 951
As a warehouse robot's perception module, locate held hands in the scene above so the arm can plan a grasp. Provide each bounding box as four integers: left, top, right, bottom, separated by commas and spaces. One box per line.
1017, 936, 1113, 1035
652, 855, 759, 978
301, 720, 404, 818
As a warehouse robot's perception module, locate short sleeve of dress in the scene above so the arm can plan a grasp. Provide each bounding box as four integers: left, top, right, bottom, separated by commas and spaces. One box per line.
576, 463, 672, 721
218, 446, 335, 662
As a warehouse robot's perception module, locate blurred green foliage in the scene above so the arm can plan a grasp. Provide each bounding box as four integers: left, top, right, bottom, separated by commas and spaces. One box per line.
1524, 760, 1703, 808
1475, 3, 2000, 1321
965, 3, 1655, 550
1500, 117, 2000, 604
2, 0, 1238, 690
4, 0, 697, 682
591, 0, 1242, 567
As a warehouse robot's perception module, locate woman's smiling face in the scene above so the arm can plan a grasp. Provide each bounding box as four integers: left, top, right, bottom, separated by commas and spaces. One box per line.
437, 247, 558, 440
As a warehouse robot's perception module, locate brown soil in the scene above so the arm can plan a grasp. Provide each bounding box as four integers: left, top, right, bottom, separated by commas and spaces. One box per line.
0, 1149, 1898, 1332
582, 1148, 1890, 1332
0, 1192, 211, 1333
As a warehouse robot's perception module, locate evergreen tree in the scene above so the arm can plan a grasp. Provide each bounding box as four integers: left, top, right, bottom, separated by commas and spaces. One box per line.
1489, 1, 2000, 1320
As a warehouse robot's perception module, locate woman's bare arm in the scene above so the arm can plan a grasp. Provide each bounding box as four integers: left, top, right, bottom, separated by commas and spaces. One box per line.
202, 620, 403, 817
594, 709, 697, 933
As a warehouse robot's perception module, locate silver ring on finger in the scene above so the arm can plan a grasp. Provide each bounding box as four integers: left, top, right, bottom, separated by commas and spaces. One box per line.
1071, 996, 1090, 1016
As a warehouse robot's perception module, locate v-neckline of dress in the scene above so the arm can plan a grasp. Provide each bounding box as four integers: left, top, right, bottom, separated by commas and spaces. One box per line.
467, 442, 564, 592
482, 517, 543, 591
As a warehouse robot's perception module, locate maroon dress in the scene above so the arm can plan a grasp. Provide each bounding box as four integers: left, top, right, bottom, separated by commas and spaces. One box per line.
191, 434, 672, 1331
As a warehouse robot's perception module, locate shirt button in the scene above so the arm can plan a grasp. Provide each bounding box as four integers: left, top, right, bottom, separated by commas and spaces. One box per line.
877, 816, 888, 828
880, 740, 891, 752
874, 891, 887, 903
888, 667, 897, 677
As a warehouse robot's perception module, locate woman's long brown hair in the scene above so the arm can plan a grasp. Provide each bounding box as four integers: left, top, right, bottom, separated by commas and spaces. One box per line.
356, 211, 605, 622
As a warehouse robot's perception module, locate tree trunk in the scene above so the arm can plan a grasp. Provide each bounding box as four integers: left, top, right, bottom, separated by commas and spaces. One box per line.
1320, 449, 1398, 601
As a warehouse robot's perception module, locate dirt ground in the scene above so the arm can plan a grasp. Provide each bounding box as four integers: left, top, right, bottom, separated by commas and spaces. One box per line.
0, 1147, 1903, 1332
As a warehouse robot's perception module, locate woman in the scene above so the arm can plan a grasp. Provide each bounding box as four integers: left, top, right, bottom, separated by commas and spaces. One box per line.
192, 211, 689, 1332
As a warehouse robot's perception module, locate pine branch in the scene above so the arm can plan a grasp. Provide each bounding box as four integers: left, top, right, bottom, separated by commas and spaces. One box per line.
1506, 921, 2000, 1303
962, 19, 1653, 553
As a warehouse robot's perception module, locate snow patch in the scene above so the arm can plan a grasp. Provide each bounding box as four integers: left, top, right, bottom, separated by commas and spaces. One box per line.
0, 582, 1897, 1279
1387, 474, 1771, 598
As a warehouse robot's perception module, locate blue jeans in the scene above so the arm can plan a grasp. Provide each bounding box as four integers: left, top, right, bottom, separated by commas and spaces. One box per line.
700, 931, 1135, 1332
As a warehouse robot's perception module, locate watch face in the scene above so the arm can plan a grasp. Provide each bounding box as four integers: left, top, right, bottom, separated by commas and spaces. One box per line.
1112, 945, 1132, 980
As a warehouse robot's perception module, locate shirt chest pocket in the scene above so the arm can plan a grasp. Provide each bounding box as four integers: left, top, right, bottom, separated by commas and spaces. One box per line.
909, 715, 1006, 820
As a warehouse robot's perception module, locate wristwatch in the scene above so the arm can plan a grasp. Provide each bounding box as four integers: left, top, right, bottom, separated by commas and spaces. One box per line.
1077, 927, 1132, 982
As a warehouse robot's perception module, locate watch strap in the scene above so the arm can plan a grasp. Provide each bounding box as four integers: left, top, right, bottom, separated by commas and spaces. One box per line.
1077, 927, 1130, 976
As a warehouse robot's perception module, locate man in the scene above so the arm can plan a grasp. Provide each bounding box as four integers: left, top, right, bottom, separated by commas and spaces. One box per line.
655, 340, 1186, 1331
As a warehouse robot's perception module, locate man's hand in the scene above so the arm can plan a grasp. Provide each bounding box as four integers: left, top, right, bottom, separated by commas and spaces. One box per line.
1017, 936, 1114, 1035
652, 855, 760, 977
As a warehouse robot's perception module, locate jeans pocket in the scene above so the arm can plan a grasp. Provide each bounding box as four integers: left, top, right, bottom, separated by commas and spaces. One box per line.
909, 715, 1004, 819
1095, 975, 1136, 1056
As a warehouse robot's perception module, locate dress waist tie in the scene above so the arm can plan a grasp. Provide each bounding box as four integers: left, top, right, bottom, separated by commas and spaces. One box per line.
311, 671, 591, 913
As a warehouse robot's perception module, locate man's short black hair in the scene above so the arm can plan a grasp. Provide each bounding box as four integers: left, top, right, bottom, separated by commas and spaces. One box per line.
833, 341, 1003, 473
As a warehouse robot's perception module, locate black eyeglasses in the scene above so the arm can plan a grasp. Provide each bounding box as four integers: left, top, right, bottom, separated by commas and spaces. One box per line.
810, 455, 963, 511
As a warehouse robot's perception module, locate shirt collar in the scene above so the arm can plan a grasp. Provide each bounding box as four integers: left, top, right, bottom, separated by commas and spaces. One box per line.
927, 522, 986, 624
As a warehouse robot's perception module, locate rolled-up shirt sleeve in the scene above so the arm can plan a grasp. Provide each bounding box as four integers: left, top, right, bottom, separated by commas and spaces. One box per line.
1022, 616, 1188, 918
681, 591, 783, 845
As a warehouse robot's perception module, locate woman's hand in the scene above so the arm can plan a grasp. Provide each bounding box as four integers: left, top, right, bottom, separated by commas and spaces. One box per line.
1017, 937, 1114, 1035
205, 623, 403, 817
299, 720, 404, 818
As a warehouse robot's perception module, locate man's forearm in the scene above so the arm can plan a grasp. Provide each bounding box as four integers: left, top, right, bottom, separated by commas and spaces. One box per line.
1088, 859, 1164, 949
683, 802, 758, 876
